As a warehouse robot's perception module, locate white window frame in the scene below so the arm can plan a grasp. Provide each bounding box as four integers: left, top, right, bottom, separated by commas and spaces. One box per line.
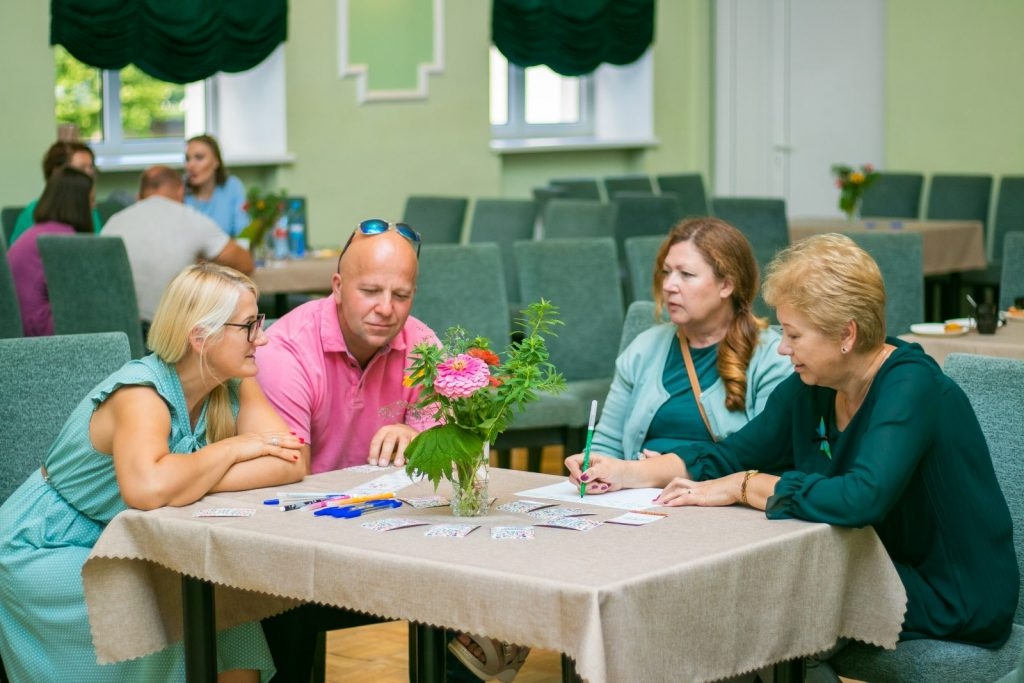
491, 53, 595, 140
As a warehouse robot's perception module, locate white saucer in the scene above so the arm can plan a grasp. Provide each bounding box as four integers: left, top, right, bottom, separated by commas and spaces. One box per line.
910, 322, 970, 337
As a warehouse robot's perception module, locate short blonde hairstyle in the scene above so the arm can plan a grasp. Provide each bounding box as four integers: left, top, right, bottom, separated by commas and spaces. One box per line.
762, 233, 886, 351
148, 263, 259, 442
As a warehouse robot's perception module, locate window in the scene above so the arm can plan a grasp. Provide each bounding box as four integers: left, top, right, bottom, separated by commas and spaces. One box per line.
490, 47, 594, 140
54, 46, 212, 159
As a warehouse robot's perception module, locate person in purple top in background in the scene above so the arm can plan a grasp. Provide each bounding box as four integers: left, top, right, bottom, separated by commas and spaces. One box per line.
7, 166, 94, 336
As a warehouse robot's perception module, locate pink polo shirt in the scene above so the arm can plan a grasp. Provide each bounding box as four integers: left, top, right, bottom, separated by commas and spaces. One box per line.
255, 296, 440, 473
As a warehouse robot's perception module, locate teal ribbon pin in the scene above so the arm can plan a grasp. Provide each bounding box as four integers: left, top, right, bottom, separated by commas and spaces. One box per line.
817, 417, 832, 459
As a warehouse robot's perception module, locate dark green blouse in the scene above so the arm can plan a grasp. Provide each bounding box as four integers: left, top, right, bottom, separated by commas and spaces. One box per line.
683, 338, 1018, 648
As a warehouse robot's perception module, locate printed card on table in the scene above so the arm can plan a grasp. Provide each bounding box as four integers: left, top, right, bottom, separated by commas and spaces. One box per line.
361, 517, 431, 532
192, 508, 256, 517
425, 524, 480, 538
402, 495, 450, 509
496, 500, 556, 514
534, 517, 602, 532
525, 506, 592, 521
605, 511, 667, 526
490, 526, 535, 540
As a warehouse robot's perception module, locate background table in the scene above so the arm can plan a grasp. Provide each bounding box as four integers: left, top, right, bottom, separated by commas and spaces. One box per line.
900, 318, 1024, 366
789, 218, 986, 276
83, 469, 907, 683
251, 255, 338, 295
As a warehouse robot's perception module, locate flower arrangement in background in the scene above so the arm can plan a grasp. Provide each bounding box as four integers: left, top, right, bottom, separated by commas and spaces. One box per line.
403, 300, 566, 514
237, 186, 288, 246
831, 163, 879, 220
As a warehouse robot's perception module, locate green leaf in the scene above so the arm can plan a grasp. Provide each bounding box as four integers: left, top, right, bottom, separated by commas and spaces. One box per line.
404, 424, 484, 489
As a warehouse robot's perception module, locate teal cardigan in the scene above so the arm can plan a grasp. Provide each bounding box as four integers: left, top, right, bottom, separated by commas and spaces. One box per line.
590, 323, 792, 459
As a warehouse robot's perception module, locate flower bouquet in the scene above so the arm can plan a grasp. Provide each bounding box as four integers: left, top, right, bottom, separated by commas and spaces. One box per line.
237, 186, 288, 248
403, 300, 566, 516
831, 163, 879, 221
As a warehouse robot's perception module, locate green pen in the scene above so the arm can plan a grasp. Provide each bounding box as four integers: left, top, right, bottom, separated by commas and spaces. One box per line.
580, 400, 598, 498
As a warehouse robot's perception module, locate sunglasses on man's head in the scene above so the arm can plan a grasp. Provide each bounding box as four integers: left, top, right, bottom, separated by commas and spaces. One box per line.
224, 313, 266, 342
341, 219, 422, 257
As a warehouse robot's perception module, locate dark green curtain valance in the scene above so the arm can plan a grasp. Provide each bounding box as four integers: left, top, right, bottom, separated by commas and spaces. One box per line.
492, 0, 654, 77
50, 0, 287, 84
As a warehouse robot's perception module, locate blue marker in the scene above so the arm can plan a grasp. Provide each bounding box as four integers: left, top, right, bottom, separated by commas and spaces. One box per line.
315, 499, 402, 518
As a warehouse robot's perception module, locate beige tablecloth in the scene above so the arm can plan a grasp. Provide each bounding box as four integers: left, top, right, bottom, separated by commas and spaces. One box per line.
900, 317, 1024, 366
252, 255, 337, 295
83, 469, 906, 683
789, 218, 986, 276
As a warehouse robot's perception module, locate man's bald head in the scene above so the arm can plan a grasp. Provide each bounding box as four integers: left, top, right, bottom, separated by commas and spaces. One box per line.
139, 165, 185, 202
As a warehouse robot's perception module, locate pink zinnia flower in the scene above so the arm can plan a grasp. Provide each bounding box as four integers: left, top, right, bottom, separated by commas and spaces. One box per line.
434, 354, 490, 398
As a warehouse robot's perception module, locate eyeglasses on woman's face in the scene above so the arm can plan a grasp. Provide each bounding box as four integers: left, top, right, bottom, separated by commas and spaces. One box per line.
341, 218, 422, 257
223, 313, 266, 342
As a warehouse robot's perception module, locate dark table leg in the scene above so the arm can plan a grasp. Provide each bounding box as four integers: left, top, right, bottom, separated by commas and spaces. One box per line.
182, 575, 217, 683
773, 657, 806, 682
408, 623, 446, 683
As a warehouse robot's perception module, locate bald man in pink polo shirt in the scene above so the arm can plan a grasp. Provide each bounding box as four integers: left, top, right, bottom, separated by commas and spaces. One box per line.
255, 221, 438, 474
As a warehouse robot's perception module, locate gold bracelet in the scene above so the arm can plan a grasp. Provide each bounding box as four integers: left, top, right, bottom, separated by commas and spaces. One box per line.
740, 469, 759, 506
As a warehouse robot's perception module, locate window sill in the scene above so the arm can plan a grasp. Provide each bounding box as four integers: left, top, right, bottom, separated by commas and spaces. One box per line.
96, 152, 296, 173
490, 136, 659, 155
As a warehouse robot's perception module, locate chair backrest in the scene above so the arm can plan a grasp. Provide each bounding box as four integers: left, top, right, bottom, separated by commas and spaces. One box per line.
623, 234, 666, 303
0, 237, 23, 338
992, 177, 1024, 264
1000, 231, 1024, 311
514, 237, 624, 382
612, 193, 682, 264
710, 197, 789, 319
603, 175, 654, 199
467, 198, 537, 304
859, 172, 924, 219
925, 174, 994, 231
619, 300, 664, 353
656, 174, 710, 216
412, 243, 511, 349
531, 186, 567, 218
401, 195, 469, 244
943, 354, 1024, 621
37, 234, 146, 358
541, 199, 616, 240
0, 332, 131, 502
95, 192, 134, 225
548, 178, 602, 201
1, 206, 24, 245
848, 232, 924, 335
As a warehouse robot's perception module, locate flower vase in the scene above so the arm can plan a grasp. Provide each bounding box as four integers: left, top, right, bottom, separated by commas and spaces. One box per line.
450, 442, 490, 517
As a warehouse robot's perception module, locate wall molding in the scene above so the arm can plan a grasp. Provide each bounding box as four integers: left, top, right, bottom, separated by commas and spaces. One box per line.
337, 0, 445, 103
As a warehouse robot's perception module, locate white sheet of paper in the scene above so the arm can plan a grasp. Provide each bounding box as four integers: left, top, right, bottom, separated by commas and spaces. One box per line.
515, 481, 664, 511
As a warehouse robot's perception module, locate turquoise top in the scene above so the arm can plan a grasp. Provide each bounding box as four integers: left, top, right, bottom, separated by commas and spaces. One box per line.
643, 342, 718, 453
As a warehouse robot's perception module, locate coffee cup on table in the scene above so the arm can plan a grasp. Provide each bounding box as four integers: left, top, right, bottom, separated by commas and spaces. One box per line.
977, 302, 999, 334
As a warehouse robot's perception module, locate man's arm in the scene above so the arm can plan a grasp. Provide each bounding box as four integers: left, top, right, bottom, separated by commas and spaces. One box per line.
213, 239, 255, 274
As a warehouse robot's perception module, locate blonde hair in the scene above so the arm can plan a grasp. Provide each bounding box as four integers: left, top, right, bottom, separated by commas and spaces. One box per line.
762, 233, 886, 351
653, 217, 767, 411
147, 263, 259, 443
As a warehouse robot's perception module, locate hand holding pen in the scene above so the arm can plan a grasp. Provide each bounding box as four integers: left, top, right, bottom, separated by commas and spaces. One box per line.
580, 400, 598, 498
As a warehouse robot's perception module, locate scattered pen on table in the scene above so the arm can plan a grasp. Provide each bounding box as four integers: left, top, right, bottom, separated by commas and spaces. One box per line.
580, 400, 598, 498
314, 499, 403, 518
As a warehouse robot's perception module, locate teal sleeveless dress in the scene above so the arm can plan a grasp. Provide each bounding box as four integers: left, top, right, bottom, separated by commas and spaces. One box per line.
0, 354, 275, 681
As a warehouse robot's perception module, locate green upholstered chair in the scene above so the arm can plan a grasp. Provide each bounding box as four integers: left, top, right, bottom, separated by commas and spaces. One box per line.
0, 237, 22, 338
548, 177, 602, 201
832, 354, 1024, 682
1, 206, 24, 246
541, 198, 616, 240
612, 193, 681, 280
619, 300, 666, 353
0, 332, 130, 502
531, 185, 567, 218
848, 232, 924, 335
467, 198, 537, 306
859, 172, 924, 219
401, 195, 469, 244
962, 177, 1024, 305
999, 232, 1024, 312
603, 175, 654, 199
37, 234, 146, 359
656, 173, 710, 217
623, 234, 665, 303
709, 197, 789, 319
95, 192, 134, 225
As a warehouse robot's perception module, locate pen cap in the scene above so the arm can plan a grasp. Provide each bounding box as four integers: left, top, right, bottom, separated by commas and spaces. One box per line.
587, 400, 598, 429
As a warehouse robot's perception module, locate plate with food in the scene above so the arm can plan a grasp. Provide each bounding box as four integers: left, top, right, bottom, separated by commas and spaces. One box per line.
943, 317, 975, 330
910, 322, 970, 337
1005, 306, 1024, 322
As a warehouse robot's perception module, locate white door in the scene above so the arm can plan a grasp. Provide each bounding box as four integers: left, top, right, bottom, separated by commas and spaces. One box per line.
714, 0, 885, 218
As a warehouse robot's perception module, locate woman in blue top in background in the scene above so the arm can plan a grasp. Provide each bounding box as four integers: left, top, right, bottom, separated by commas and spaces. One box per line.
0, 263, 306, 682
185, 134, 249, 237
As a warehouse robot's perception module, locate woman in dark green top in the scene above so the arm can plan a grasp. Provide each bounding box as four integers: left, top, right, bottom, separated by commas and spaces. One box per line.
572, 233, 1017, 649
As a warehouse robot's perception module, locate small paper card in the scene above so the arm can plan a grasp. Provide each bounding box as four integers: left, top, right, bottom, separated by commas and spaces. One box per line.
497, 500, 556, 514
402, 495, 450, 509
526, 507, 592, 521
605, 511, 668, 526
192, 508, 256, 517
361, 517, 431, 532
490, 526, 535, 540
425, 524, 479, 538
535, 517, 602, 532
344, 464, 395, 473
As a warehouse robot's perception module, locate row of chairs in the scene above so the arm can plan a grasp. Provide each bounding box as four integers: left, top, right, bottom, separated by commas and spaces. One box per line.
0, 194, 134, 246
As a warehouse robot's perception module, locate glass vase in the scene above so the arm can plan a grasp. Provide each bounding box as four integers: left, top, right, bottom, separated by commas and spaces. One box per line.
450, 443, 490, 517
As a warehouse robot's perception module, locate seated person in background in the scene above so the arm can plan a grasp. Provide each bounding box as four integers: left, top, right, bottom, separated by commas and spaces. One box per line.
255, 219, 439, 680
448, 217, 793, 683
103, 164, 254, 325
0, 263, 305, 682
7, 166, 94, 336
184, 134, 249, 237
569, 234, 1018, 661
11, 139, 102, 244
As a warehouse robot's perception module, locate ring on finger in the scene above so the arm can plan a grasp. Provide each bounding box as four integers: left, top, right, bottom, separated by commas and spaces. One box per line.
271, 436, 280, 447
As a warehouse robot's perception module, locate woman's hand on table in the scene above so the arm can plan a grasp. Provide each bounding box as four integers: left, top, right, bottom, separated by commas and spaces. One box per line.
656, 472, 745, 507
564, 452, 628, 495
232, 431, 304, 464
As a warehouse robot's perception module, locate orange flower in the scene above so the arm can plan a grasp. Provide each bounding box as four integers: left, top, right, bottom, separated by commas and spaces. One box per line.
488, 376, 503, 388
467, 348, 500, 366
